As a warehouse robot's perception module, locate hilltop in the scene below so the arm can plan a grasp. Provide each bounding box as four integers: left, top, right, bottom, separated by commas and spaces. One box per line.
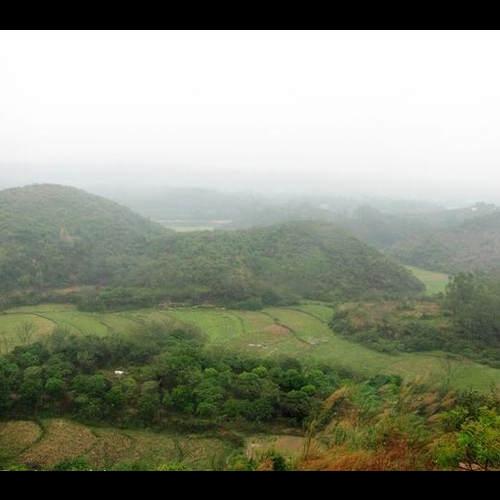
0, 186, 423, 305
142, 221, 424, 305
0, 185, 171, 293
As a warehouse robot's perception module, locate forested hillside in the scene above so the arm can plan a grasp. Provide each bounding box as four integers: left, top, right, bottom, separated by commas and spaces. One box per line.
0, 185, 172, 293
0, 186, 423, 308
392, 212, 500, 273
128, 221, 424, 306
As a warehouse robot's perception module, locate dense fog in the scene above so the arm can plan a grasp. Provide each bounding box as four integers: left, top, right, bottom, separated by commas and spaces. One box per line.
1, 31, 500, 204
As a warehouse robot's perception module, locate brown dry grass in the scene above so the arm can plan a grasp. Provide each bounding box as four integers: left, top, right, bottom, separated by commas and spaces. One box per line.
3, 419, 234, 470
118, 433, 230, 469
125, 434, 177, 464
297, 383, 453, 471
20, 419, 97, 468
264, 325, 291, 336
298, 443, 428, 471
339, 300, 441, 326
0, 421, 42, 459
84, 429, 134, 468
246, 435, 306, 460
180, 437, 230, 468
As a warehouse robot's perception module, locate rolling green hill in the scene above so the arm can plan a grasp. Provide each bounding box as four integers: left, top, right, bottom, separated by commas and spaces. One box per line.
0, 186, 423, 306
0, 185, 172, 293
393, 212, 500, 273
141, 221, 425, 304
339, 203, 500, 251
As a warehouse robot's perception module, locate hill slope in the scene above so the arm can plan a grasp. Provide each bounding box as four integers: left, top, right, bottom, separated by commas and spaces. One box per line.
136, 221, 425, 304
0, 185, 171, 292
392, 212, 500, 273
0, 186, 423, 304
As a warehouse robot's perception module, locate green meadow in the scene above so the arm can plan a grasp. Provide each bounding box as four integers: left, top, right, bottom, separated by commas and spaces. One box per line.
1, 302, 500, 392
406, 266, 450, 295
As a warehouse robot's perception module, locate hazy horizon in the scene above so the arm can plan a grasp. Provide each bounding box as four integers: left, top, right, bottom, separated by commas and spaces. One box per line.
0, 165, 492, 208
2, 30, 500, 204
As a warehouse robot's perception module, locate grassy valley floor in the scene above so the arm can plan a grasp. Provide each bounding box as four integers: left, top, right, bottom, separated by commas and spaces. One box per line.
1, 302, 499, 392
406, 266, 450, 295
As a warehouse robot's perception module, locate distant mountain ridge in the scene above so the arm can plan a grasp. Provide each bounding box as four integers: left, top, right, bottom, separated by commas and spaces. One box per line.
391, 210, 500, 273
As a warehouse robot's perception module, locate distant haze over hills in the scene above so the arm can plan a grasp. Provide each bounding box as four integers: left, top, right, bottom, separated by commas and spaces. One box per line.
392, 211, 500, 274
2, 161, 500, 208
85, 186, 500, 257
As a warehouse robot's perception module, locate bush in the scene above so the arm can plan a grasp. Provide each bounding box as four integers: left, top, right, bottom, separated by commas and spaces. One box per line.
52, 458, 94, 472
157, 463, 193, 471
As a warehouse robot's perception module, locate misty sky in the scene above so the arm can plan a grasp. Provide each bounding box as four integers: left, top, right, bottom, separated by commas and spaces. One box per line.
1, 30, 500, 202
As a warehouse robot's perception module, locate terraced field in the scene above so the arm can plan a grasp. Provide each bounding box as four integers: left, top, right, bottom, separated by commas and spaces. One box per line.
0, 419, 238, 470
1, 302, 500, 391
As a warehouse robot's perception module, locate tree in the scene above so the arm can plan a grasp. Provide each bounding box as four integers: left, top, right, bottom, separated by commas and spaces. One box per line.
252, 366, 268, 378
20, 378, 43, 408
281, 390, 311, 422
105, 386, 126, 417
16, 321, 37, 346
0, 329, 10, 355
241, 398, 274, 422
73, 374, 109, 398
277, 369, 305, 392
234, 372, 263, 399
74, 395, 105, 422
0, 373, 11, 415
436, 408, 500, 471
167, 385, 195, 414
45, 378, 66, 399
444, 273, 500, 344
138, 381, 161, 424
197, 401, 217, 417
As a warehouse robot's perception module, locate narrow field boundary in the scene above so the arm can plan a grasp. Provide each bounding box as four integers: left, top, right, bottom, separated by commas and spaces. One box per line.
283, 307, 331, 325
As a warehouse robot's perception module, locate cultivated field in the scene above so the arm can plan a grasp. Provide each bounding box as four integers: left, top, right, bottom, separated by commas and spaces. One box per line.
1, 302, 500, 392
0, 419, 239, 470
406, 266, 450, 295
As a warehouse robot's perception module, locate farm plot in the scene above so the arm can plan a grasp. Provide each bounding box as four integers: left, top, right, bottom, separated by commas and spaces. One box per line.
2, 303, 500, 391
0, 419, 239, 470
406, 266, 450, 295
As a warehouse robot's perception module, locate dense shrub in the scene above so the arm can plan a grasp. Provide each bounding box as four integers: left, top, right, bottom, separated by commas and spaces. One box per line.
0, 324, 341, 428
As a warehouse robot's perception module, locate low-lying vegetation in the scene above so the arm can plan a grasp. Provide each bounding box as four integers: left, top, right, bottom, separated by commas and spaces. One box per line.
296, 380, 500, 472
5, 377, 500, 471
0, 324, 344, 434
2, 302, 500, 392
0, 418, 238, 471
1, 310, 500, 471
331, 273, 500, 369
